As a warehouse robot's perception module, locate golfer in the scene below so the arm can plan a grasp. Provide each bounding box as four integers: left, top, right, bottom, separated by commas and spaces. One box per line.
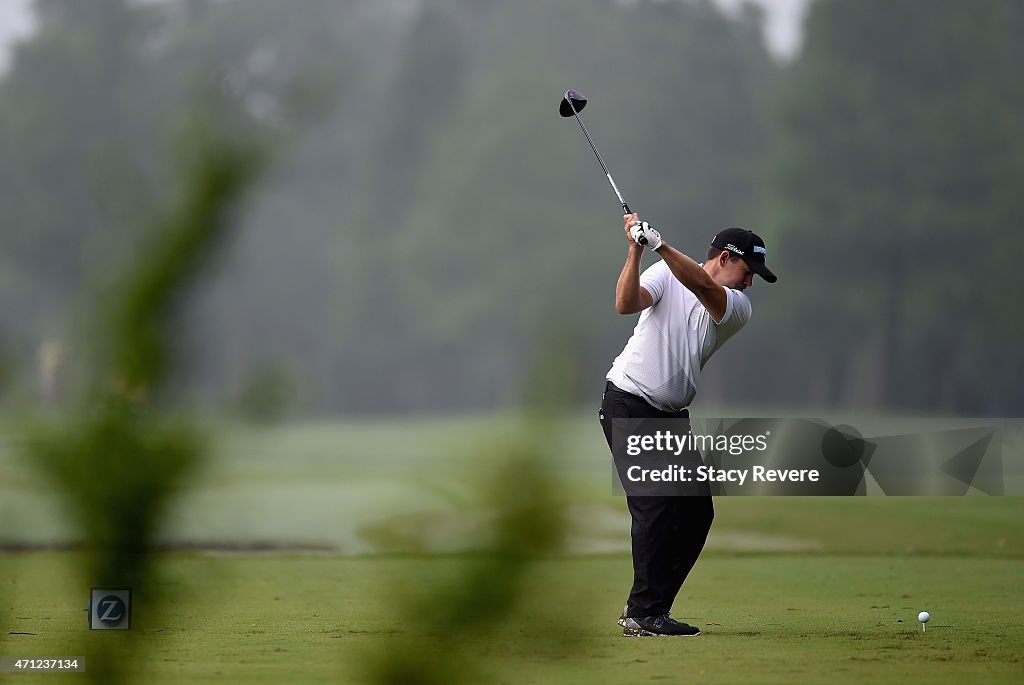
599, 214, 777, 637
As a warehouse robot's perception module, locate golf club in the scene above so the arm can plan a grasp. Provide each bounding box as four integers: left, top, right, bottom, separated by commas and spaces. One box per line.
559, 89, 646, 244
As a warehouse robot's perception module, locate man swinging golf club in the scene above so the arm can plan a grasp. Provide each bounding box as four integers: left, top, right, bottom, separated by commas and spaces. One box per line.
599, 216, 777, 637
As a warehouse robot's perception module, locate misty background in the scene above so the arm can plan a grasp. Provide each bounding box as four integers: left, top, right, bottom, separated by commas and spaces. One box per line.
1, 0, 1021, 418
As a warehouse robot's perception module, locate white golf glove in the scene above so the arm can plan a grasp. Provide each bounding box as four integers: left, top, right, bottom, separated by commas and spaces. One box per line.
630, 221, 663, 251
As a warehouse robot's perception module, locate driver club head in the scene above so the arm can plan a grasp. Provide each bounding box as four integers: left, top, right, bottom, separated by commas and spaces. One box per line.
559, 89, 588, 117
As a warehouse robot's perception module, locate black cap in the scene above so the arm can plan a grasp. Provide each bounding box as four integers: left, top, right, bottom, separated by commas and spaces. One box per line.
710, 227, 777, 283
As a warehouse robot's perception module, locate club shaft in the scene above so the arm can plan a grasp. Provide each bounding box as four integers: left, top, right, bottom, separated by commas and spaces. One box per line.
572, 110, 630, 214
606, 174, 630, 215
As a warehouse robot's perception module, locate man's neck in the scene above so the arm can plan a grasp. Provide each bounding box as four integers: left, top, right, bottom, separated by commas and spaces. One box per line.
702, 261, 721, 285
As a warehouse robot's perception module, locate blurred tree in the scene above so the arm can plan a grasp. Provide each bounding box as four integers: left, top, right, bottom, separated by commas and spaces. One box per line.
0, 0, 167, 349
158, 0, 777, 414
25, 125, 261, 685
760, 0, 1024, 413
170, 0, 366, 411
1, 0, 779, 414
0, 0, 357, 407
330, 0, 777, 412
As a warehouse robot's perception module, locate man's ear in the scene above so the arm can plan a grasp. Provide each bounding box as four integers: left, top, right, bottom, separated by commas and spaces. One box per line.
718, 250, 732, 266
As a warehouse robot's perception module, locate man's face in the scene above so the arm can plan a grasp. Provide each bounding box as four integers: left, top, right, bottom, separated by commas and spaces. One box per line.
717, 254, 754, 291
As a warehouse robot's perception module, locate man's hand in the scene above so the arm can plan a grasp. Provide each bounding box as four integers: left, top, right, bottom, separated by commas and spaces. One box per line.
624, 214, 642, 247
630, 221, 663, 251
623, 214, 663, 250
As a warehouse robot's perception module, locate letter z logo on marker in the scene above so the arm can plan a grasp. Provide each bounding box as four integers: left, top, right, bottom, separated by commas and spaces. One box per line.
98, 596, 126, 625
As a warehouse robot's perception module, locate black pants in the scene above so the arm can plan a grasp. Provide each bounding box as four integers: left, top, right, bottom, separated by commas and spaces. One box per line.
599, 381, 714, 618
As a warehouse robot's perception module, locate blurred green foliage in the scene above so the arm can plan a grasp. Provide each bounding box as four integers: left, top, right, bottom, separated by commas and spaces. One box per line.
22, 125, 261, 683
364, 427, 568, 685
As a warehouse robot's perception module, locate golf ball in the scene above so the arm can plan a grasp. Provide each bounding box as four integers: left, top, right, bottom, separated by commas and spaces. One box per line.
918, 611, 930, 623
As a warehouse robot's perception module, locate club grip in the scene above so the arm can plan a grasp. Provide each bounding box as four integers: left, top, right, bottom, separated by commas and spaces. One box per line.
623, 204, 648, 244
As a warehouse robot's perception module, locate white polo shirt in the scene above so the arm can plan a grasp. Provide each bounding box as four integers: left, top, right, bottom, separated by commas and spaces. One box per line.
606, 259, 751, 412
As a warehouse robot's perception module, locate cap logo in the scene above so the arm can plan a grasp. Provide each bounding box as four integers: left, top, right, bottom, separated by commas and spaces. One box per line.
753, 245, 766, 254
725, 243, 744, 255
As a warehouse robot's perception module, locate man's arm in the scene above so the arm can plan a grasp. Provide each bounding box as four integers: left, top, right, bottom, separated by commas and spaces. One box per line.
653, 241, 727, 322
625, 214, 727, 322
616, 214, 653, 315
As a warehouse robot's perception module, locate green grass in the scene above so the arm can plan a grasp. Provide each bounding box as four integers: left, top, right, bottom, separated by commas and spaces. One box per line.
2, 553, 1022, 684
2, 415, 1023, 682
